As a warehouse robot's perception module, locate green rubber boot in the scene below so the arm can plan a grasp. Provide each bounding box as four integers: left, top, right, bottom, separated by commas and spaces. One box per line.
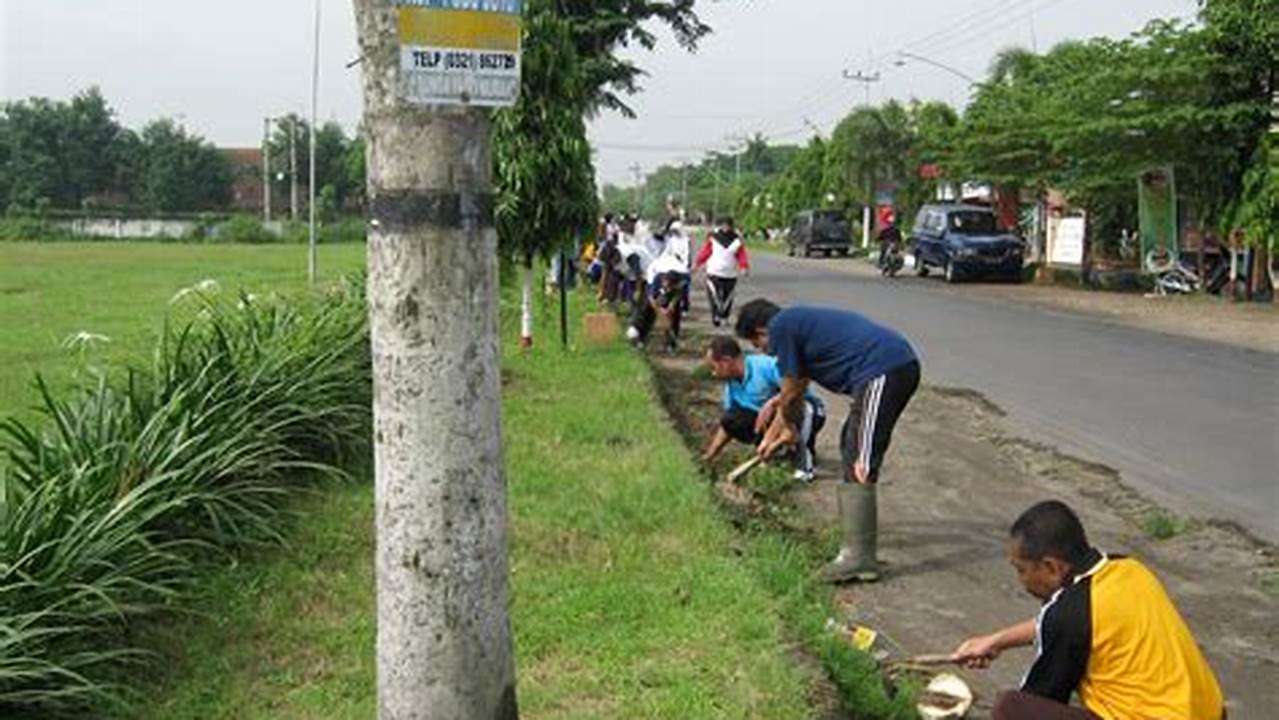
818, 482, 880, 584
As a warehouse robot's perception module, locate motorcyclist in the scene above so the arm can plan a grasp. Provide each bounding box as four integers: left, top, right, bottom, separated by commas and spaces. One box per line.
876, 219, 903, 273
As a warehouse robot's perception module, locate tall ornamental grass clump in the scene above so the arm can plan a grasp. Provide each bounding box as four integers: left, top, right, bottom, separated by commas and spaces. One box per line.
0, 278, 371, 716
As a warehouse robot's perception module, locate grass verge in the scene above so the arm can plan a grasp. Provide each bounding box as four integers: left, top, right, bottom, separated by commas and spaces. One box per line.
118, 281, 819, 719
646, 328, 918, 718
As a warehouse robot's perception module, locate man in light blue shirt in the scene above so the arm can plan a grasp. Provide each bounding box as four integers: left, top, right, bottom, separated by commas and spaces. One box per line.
701, 336, 825, 481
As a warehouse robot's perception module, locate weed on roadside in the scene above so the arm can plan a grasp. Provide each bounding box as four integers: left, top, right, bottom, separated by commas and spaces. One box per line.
1142, 509, 1191, 540
1260, 571, 1279, 599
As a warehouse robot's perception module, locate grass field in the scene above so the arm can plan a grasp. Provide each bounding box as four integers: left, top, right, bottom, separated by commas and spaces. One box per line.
3, 242, 824, 718
0, 242, 368, 423
126, 288, 815, 719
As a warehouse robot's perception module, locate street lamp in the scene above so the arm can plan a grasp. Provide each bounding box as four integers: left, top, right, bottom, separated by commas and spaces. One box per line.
894, 51, 981, 86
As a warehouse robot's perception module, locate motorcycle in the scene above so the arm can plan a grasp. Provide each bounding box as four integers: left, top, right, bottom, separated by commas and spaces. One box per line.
879, 241, 904, 278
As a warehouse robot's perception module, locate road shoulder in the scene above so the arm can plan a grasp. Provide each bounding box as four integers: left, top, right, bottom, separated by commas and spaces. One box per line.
650, 322, 1277, 718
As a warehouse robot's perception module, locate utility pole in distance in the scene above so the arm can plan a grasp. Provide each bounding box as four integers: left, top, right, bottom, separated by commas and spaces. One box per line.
308, 0, 320, 284
262, 117, 273, 222
629, 163, 643, 214
726, 133, 748, 187
842, 70, 881, 247
842, 68, 881, 106
352, 1, 517, 718
290, 118, 299, 222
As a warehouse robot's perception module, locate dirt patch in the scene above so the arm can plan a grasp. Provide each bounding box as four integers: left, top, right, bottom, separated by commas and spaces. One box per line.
650, 318, 1277, 719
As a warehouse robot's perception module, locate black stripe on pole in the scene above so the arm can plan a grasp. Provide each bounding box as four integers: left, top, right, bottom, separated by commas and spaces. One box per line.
370, 190, 495, 232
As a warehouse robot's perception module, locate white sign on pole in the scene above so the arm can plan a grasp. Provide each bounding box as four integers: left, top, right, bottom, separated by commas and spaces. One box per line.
394, 0, 522, 107
1049, 216, 1086, 266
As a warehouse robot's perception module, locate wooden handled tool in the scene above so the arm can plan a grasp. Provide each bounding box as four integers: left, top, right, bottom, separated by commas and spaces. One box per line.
903, 654, 959, 666
725, 455, 764, 483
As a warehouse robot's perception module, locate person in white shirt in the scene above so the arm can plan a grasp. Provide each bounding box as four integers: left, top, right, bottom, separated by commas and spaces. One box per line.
694, 217, 751, 327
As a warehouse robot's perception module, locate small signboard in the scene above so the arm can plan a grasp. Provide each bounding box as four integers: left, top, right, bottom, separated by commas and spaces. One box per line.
394, 0, 523, 107
1049, 216, 1086, 267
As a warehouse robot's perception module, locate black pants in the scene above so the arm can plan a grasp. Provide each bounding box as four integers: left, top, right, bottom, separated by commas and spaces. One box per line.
839, 361, 920, 484
722, 401, 825, 468
721, 407, 760, 445
631, 297, 682, 347
992, 691, 1101, 720
706, 275, 738, 323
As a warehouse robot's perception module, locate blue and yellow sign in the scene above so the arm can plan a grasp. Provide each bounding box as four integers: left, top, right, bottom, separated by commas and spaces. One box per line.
393, 0, 522, 107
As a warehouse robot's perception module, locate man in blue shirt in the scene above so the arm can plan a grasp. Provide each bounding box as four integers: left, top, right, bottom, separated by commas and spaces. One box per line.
735, 299, 920, 583
700, 336, 825, 481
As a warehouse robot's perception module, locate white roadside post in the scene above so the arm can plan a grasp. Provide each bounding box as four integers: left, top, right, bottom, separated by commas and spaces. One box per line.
352, 0, 523, 717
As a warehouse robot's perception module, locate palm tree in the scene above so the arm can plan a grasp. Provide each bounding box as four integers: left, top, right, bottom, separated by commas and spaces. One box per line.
987, 46, 1038, 85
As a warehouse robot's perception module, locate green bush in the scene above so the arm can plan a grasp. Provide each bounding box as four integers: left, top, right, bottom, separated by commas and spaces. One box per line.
0, 216, 70, 242
320, 216, 368, 244
215, 214, 276, 244
181, 213, 223, 243
0, 279, 371, 716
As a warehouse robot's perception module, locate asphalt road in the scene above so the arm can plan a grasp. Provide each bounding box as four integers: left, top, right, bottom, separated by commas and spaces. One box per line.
738, 254, 1279, 544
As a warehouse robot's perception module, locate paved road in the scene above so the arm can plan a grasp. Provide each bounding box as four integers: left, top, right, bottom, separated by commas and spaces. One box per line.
739, 254, 1279, 544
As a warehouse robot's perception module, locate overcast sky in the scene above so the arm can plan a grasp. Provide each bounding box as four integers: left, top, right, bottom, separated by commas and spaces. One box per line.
2, 0, 1197, 186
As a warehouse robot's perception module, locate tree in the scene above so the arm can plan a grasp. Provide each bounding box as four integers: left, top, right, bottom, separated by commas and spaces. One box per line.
953, 21, 1268, 248
267, 116, 360, 215
0, 88, 127, 209
556, 0, 711, 117
343, 133, 368, 211
772, 136, 826, 223
987, 46, 1038, 85
898, 100, 959, 223
494, 1, 597, 348
134, 119, 233, 212
1200, 0, 1278, 253
742, 133, 775, 174
823, 102, 914, 212
353, 1, 516, 718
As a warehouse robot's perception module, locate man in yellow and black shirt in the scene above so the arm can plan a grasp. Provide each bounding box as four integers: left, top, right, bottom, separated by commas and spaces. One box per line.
952, 500, 1224, 720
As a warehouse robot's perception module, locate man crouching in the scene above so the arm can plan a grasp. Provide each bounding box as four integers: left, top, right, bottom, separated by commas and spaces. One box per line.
951, 500, 1225, 720
701, 336, 825, 482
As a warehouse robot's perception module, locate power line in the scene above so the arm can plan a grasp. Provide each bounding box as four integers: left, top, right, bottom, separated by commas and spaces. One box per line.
767, 0, 1033, 136
922, 0, 1068, 58
889, 0, 1034, 59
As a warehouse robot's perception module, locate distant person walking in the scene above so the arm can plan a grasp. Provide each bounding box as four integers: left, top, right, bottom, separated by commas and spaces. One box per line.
735, 300, 919, 582
694, 217, 750, 327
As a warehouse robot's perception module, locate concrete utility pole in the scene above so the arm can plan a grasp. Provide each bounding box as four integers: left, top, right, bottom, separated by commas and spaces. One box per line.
263, 117, 273, 222
710, 164, 721, 221
842, 69, 881, 106
353, 2, 517, 718
290, 119, 299, 222
308, 0, 320, 284
629, 163, 643, 213
680, 161, 688, 210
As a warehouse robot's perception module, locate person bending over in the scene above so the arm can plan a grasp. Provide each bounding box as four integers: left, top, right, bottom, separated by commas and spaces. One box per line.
735, 299, 920, 583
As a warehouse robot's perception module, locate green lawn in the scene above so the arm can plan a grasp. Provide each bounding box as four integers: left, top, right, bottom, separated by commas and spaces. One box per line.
0, 242, 367, 422
127, 289, 814, 719
4, 243, 819, 718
